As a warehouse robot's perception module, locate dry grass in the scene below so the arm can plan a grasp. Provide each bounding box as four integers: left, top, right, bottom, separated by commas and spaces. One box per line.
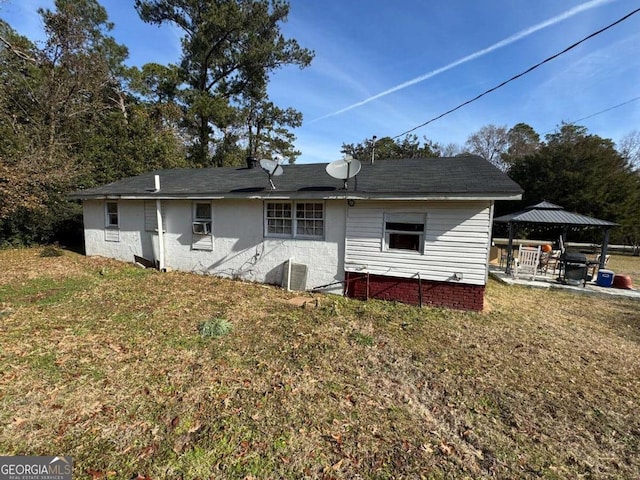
1, 248, 639, 479
607, 254, 640, 280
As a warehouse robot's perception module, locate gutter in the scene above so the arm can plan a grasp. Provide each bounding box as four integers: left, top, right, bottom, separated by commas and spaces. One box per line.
69, 192, 523, 202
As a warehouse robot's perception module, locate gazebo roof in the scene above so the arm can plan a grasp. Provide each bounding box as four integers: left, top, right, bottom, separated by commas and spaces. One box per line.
493, 201, 618, 228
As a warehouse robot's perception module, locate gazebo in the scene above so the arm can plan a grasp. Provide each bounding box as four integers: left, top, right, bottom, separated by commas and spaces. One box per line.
493, 201, 618, 274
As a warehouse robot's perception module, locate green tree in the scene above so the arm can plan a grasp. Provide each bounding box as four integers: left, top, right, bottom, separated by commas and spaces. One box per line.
37, 0, 130, 158
503, 122, 540, 164
135, 0, 313, 167
1, 0, 130, 245
241, 89, 302, 164
1, 1, 186, 246
128, 62, 184, 129
341, 135, 442, 162
0, 21, 44, 222
80, 103, 187, 187
508, 124, 640, 245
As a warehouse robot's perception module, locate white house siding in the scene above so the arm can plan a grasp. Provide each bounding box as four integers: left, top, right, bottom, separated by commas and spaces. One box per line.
344, 200, 493, 286
84, 199, 154, 262
83, 198, 346, 294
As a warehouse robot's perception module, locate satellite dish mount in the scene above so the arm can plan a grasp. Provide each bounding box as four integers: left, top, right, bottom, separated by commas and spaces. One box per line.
325, 155, 362, 190
259, 159, 284, 190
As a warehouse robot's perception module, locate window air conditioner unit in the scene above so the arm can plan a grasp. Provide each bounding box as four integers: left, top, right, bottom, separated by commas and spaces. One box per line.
192, 221, 210, 235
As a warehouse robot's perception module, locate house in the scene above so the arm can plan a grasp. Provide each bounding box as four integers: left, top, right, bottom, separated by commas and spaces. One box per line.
71, 156, 522, 311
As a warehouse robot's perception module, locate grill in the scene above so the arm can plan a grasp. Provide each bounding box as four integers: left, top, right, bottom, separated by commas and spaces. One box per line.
559, 252, 588, 286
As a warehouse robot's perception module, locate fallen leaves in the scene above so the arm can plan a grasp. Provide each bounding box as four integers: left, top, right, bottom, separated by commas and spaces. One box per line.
86, 470, 117, 479
12, 417, 28, 427
138, 445, 155, 460
438, 440, 455, 457
1, 249, 640, 479
172, 434, 191, 454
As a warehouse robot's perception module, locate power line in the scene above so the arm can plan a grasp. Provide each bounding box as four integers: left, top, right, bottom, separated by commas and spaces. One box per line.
570, 95, 640, 124
391, 7, 640, 140
540, 95, 640, 135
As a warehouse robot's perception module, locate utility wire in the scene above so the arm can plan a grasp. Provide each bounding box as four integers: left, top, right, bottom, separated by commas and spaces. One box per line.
540, 95, 640, 135
391, 7, 640, 140
569, 95, 640, 124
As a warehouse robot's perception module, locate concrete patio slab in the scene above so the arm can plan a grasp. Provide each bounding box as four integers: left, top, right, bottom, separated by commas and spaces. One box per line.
488, 266, 640, 301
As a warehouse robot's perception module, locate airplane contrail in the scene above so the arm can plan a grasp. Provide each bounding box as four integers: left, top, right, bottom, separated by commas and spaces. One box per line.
312, 0, 615, 122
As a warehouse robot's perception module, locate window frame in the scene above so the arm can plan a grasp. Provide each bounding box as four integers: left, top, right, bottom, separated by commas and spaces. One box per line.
383, 212, 426, 254
105, 201, 119, 228
294, 202, 325, 239
264, 201, 324, 239
264, 201, 293, 238
192, 201, 212, 236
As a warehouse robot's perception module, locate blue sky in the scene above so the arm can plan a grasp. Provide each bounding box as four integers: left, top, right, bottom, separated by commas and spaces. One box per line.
1, 0, 639, 164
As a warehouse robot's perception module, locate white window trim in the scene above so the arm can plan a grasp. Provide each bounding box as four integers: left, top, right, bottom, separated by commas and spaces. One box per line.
192, 201, 213, 236
294, 202, 325, 239
382, 212, 427, 254
264, 201, 325, 239
264, 201, 293, 238
105, 201, 119, 228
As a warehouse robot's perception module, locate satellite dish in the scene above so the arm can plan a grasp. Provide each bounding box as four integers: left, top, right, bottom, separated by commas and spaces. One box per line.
325, 155, 361, 189
259, 159, 283, 189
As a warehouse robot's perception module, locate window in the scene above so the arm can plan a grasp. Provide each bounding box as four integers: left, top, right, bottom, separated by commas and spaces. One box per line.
384, 213, 426, 253
192, 202, 212, 235
105, 201, 119, 228
265, 202, 324, 238
296, 203, 324, 237
266, 202, 292, 236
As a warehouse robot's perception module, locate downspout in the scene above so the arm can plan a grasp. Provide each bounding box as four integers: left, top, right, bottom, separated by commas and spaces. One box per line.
155, 175, 165, 271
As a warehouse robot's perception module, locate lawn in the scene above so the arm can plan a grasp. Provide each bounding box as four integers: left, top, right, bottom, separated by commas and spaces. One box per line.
1, 248, 639, 479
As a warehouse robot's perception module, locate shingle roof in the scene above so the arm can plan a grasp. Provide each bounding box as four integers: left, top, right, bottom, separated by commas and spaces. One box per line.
493, 201, 617, 227
70, 155, 523, 200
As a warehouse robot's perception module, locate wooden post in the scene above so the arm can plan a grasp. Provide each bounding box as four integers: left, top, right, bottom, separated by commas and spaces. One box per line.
600, 229, 610, 270
506, 222, 515, 275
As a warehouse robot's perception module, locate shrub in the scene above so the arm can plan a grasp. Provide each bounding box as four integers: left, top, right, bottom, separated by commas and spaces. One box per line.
40, 245, 64, 257
199, 318, 232, 338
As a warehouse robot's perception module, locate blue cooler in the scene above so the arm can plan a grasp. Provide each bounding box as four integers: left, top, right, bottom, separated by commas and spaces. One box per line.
596, 269, 614, 287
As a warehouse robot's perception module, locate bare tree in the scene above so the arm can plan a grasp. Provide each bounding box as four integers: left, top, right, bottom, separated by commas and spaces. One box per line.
618, 130, 640, 169
465, 124, 509, 170
439, 142, 463, 157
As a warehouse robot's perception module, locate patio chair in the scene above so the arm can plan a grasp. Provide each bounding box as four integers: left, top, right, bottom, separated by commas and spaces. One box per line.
499, 248, 509, 269
596, 253, 611, 267
549, 235, 567, 277
513, 245, 541, 281
587, 254, 611, 280
538, 251, 552, 274
544, 249, 562, 275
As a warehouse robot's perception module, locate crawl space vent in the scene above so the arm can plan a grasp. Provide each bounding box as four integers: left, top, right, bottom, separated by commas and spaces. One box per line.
282, 260, 308, 291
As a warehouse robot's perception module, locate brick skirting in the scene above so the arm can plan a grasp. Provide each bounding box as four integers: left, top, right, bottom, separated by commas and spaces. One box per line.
344, 272, 485, 311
